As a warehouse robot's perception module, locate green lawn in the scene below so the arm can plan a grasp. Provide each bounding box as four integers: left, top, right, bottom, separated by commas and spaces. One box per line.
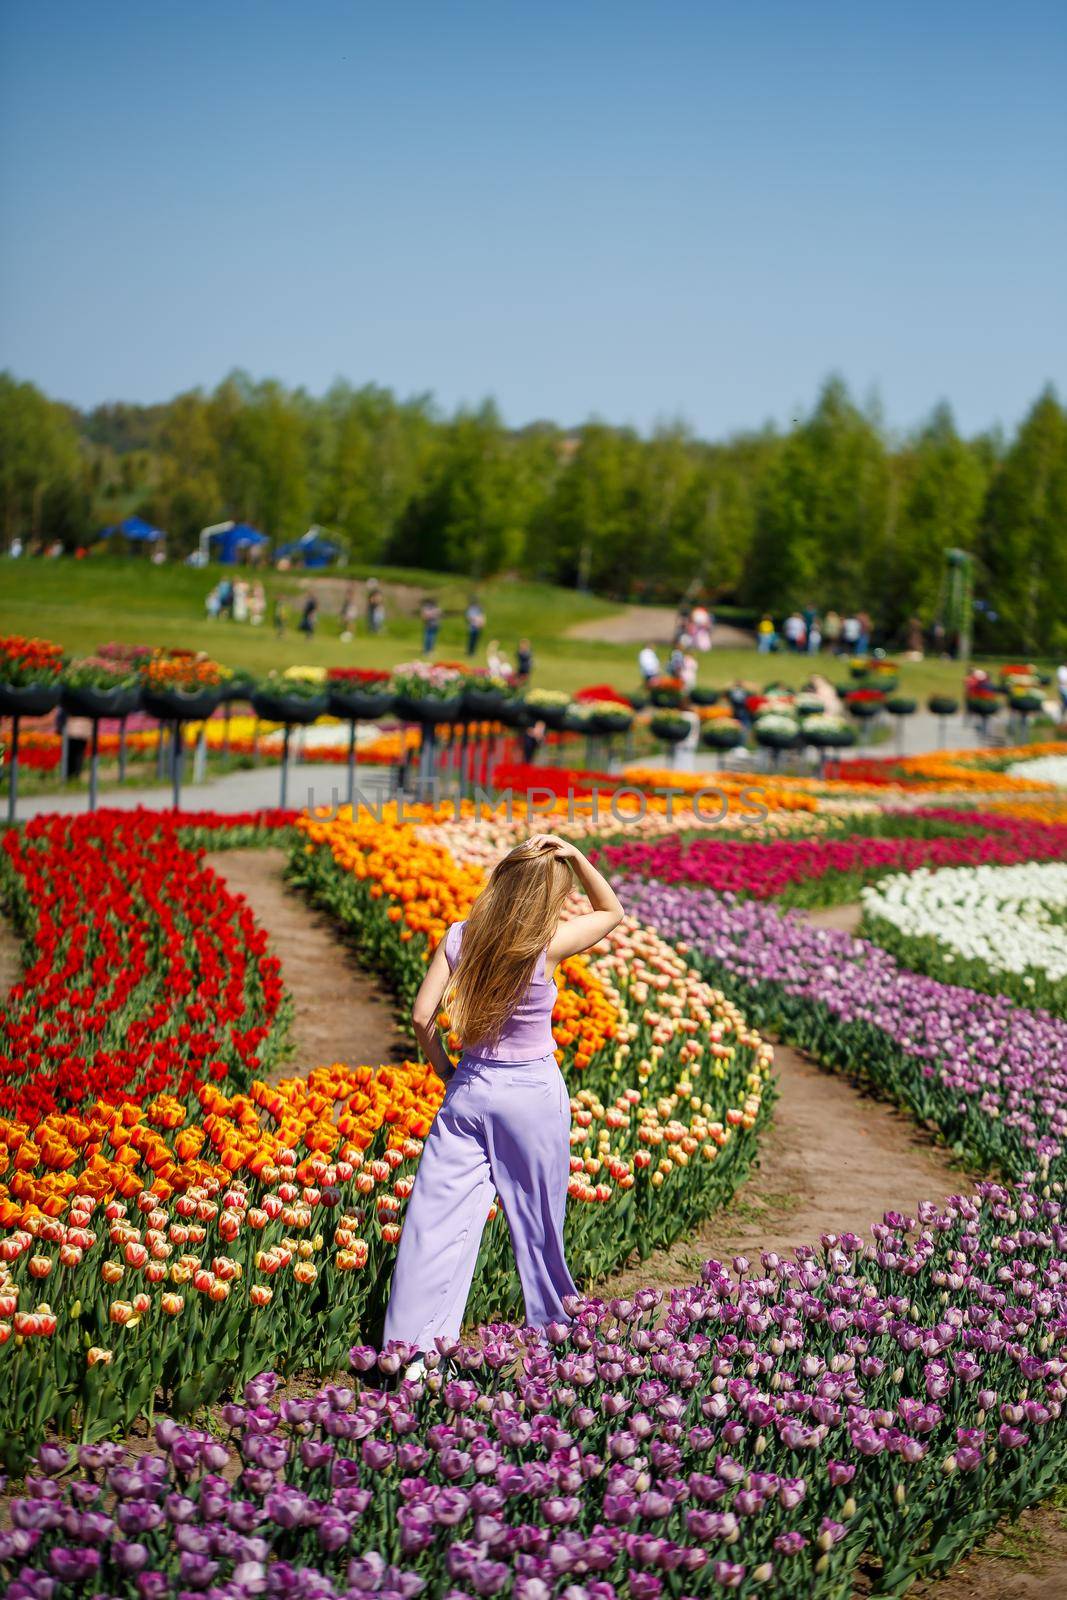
0, 554, 1005, 701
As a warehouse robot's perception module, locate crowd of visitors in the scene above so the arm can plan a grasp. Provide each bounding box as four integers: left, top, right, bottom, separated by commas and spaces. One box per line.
759, 607, 872, 655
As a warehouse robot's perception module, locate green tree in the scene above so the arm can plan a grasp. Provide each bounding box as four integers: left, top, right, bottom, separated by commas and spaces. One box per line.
743, 376, 890, 618
979, 387, 1067, 654
0, 374, 84, 547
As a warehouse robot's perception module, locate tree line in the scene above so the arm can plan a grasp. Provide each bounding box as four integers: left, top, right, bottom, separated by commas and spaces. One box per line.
1, 369, 1065, 653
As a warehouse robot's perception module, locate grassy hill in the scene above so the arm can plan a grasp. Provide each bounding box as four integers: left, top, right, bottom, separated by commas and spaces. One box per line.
0, 554, 986, 701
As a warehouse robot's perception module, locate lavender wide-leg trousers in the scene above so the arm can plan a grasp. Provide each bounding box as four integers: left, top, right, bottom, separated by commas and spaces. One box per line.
382, 1053, 578, 1352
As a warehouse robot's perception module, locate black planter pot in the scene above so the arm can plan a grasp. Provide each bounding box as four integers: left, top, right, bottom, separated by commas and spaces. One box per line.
142, 687, 224, 723
806, 727, 857, 750
527, 702, 568, 731
689, 687, 720, 708
61, 683, 142, 720
250, 689, 329, 726
220, 675, 257, 707
755, 728, 800, 751
463, 687, 506, 719
649, 688, 684, 709
328, 687, 395, 721
885, 697, 918, 716
393, 693, 465, 726
498, 699, 531, 731
590, 712, 633, 737
847, 703, 883, 720
927, 695, 959, 717
1010, 693, 1044, 715
700, 724, 745, 751
650, 718, 690, 745
0, 682, 62, 718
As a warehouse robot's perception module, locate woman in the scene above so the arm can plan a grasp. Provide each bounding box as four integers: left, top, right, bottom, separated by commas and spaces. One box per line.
382, 834, 624, 1378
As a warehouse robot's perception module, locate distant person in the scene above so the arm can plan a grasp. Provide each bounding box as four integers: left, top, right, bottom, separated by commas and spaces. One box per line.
840, 614, 861, 654
757, 615, 776, 654
516, 638, 533, 683
906, 615, 924, 658
9, 537, 23, 558
522, 718, 547, 763
340, 584, 358, 642
205, 583, 223, 620
681, 651, 698, 692
822, 610, 842, 653
783, 612, 806, 652
856, 611, 872, 655
465, 597, 486, 657
299, 594, 318, 637
420, 597, 442, 655
487, 639, 511, 678
218, 577, 235, 618
57, 708, 92, 779
668, 645, 685, 678
233, 579, 249, 623
806, 616, 822, 654
638, 643, 661, 682
274, 597, 289, 636
249, 582, 266, 627
367, 581, 386, 635
728, 679, 757, 729
1057, 662, 1067, 718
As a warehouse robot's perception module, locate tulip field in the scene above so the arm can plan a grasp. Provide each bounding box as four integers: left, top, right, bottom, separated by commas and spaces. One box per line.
4, 745, 1067, 1597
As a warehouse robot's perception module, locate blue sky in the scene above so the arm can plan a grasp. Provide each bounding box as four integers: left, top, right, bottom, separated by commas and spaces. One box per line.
1, 0, 1064, 437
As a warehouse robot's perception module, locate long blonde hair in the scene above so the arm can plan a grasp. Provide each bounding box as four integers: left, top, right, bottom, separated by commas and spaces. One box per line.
446, 840, 571, 1050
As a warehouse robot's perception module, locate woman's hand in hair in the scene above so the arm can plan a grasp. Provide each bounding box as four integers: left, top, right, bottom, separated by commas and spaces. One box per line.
532, 832, 580, 859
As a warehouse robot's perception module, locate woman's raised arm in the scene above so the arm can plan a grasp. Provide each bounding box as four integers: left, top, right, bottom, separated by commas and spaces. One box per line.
535, 835, 625, 963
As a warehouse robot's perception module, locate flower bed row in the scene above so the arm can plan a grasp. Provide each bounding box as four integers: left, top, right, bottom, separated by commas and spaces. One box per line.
0, 805, 772, 1463
618, 877, 1067, 1182
7, 1179, 1066, 1599
860, 860, 1067, 1015
596, 808, 1067, 906
0, 811, 294, 1123
824, 742, 1067, 792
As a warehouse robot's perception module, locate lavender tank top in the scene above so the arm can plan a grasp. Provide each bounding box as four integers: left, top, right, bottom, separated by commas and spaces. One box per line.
443, 919, 557, 1061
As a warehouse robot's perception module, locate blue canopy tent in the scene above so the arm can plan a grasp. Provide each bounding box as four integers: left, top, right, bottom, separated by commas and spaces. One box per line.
100, 515, 166, 543
198, 520, 270, 565
275, 527, 343, 569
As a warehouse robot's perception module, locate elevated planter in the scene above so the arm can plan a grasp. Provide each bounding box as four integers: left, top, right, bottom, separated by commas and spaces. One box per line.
0, 683, 61, 719
60, 683, 142, 721
142, 686, 223, 724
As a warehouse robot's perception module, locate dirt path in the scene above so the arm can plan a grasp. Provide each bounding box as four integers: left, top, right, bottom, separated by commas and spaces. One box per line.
602, 1037, 965, 1297
910, 1502, 1067, 1600
0, 915, 21, 1000
205, 848, 409, 1078
565, 604, 754, 649
805, 901, 864, 935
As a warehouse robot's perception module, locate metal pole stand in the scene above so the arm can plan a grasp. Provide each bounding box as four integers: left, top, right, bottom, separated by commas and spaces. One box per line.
280, 725, 292, 809
88, 719, 100, 812
118, 718, 128, 783
6, 716, 20, 823
346, 718, 358, 809
171, 721, 185, 810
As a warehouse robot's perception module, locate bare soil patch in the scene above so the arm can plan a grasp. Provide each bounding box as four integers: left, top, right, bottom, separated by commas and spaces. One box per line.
601, 1038, 965, 1299
0, 914, 21, 1000
805, 901, 864, 935
205, 848, 409, 1078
